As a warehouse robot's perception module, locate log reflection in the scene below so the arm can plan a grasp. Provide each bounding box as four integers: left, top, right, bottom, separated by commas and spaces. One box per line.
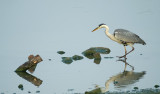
15, 71, 43, 86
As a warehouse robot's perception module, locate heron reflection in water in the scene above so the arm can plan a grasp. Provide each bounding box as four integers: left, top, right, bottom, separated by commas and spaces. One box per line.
85, 60, 146, 94
92, 24, 146, 58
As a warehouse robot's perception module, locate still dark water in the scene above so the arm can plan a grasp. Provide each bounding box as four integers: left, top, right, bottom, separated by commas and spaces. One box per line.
0, 0, 160, 94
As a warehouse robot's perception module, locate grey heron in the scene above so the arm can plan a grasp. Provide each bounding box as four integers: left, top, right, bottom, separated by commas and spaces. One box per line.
92, 23, 146, 58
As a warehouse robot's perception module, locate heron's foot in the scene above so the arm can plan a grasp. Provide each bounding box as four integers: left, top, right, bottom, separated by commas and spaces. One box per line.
116, 58, 127, 62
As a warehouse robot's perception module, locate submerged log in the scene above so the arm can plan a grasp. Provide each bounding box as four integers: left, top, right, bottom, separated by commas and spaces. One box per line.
15, 55, 43, 72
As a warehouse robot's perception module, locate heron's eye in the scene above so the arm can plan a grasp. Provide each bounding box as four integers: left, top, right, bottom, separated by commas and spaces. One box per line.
113, 80, 118, 85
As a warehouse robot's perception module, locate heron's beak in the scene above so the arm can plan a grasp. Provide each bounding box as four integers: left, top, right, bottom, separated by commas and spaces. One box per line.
92, 27, 100, 32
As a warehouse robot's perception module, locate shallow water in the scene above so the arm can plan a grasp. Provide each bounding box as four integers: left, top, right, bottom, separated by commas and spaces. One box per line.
0, 0, 160, 94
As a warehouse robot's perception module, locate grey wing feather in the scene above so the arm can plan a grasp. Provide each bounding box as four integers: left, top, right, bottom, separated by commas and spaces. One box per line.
114, 29, 146, 45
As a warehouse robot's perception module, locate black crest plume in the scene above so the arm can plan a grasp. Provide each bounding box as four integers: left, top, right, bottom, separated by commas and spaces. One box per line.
99, 23, 106, 27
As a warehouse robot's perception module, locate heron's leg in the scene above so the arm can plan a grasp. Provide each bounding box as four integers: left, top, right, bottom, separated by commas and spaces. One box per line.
124, 62, 127, 71
117, 46, 127, 58
126, 46, 134, 56
117, 58, 134, 71
124, 57, 128, 71
124, 46, 127, 58
118, 46, 134, 58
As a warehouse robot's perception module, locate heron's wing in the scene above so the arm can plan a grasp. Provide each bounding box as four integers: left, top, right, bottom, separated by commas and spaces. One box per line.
114, 29, 146, 45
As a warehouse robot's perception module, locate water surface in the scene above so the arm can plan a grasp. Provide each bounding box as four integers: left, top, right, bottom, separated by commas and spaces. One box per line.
0, 0, 160, 94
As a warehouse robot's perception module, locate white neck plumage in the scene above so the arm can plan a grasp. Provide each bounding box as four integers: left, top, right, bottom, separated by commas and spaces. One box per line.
103, 25, 117, 42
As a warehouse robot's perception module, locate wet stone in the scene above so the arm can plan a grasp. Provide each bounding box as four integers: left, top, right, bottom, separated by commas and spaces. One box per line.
36, 90, 40, 93
72, 55, 83, 61
154, 85, 160, 88
18, 84, 23, 90
93, 53, 101, 64
94, 58, 101, 64
82, 47, 111, 64
82, 47, 110, 59
82, 50, 96, 59
28, 91, 31, 93
93, 53, 101, 60
89, 47, 110, 54
57, 51, 65, 55
62, 57, 73, 64
134, 87, 139, 90
82, 49, 96, 55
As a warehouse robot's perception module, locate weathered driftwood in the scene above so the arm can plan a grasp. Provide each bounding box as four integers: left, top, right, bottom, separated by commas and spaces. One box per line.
15, 55, 43, 72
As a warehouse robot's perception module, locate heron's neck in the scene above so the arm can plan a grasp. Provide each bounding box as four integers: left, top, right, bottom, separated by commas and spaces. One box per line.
104, 26, 117, 42
101, 78, 113, 93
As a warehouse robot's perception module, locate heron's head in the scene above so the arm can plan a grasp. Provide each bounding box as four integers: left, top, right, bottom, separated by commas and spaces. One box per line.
92, 23, 109, 32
